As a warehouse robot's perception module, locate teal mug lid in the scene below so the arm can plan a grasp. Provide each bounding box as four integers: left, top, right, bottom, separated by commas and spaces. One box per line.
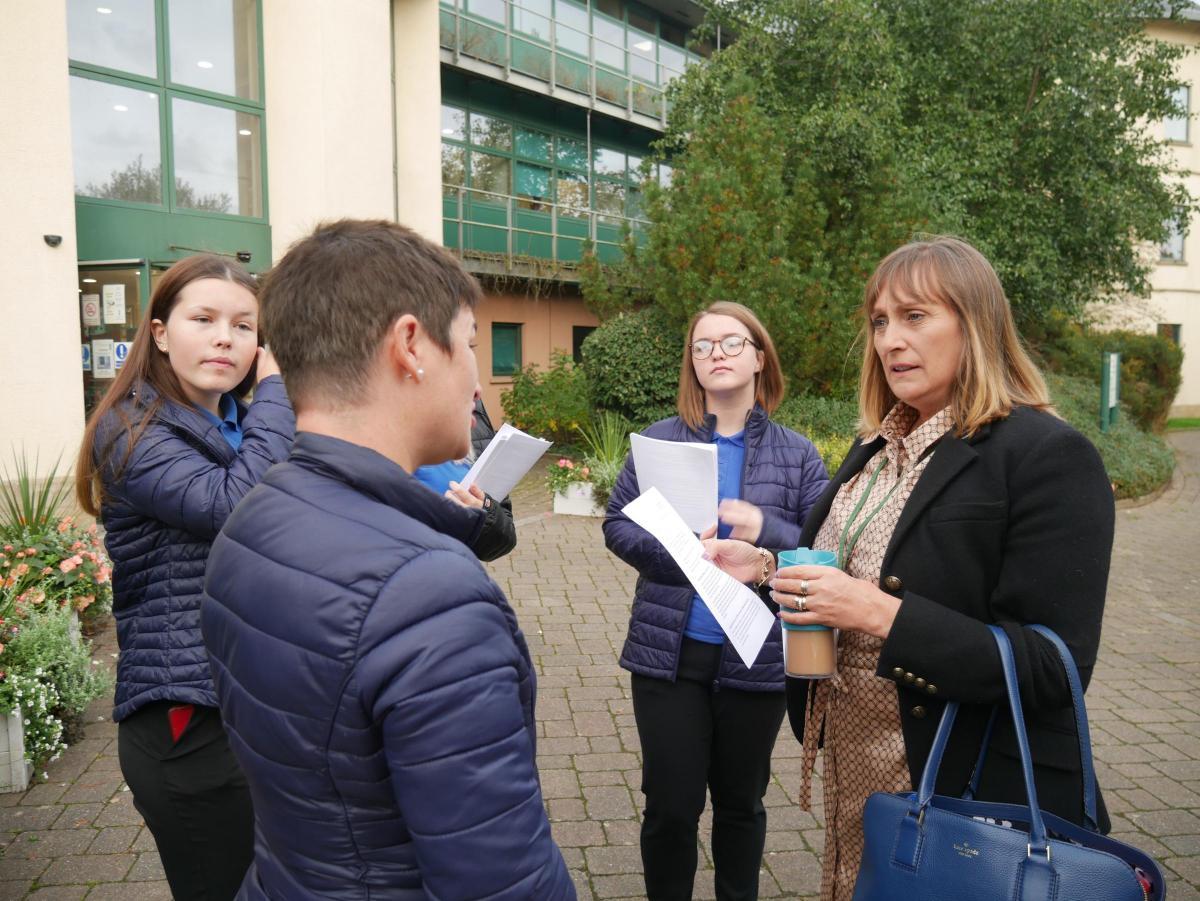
777, 548, 837, 568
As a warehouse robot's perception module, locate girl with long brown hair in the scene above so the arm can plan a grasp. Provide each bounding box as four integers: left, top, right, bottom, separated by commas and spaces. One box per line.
75, 254, 294, 900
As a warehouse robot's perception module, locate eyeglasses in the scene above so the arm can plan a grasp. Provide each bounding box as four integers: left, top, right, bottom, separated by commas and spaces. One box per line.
690, 335, 757, 360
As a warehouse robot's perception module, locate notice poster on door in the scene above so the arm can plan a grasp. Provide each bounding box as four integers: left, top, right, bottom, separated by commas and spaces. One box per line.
81, 294, 102, 327
92, 339, 115, 379
102, 284, 126, 325
114, 341, 132, 370
82, 344, 92, 372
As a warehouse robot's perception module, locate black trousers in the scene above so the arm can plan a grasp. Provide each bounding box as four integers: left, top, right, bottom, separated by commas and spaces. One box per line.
632, 638, 787, 901
118, 702, 254, 901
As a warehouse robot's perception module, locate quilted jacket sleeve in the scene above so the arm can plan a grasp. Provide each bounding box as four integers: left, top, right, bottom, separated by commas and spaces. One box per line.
756, 435, 830, 552
356, 551, 575, 901
114, 377, 295, 541
602, 449, 690, 587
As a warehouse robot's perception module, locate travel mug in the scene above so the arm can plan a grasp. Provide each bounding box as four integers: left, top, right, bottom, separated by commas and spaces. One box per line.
777, 548, 838, 679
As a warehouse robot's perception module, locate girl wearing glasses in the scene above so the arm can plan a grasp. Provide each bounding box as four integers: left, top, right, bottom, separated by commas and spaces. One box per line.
604, 301, 829, 900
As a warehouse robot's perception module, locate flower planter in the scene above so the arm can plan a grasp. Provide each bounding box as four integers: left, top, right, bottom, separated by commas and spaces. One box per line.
0, 708, 32, 793
552, 482, 604, 517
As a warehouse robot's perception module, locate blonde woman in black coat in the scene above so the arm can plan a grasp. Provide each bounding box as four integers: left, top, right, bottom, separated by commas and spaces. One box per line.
703, 236, 1115, 900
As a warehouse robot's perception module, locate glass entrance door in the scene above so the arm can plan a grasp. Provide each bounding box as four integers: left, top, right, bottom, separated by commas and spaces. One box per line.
78, 265, 143, 416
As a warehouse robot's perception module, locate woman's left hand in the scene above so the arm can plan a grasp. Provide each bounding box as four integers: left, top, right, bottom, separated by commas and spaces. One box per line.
445, 481, 485, 509
772, 564, 901, 640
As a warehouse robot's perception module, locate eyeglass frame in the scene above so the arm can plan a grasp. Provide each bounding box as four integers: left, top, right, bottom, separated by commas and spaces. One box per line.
689, 334, 759, 360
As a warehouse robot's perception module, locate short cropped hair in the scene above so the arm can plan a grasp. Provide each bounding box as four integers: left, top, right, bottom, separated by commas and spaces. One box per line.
677, 301, 785, 430
260, 219, 481, 410
858, 236, 1052, 437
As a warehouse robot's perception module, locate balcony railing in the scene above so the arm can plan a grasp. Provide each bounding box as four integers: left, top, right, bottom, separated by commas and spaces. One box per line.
439, 0, 702, 127
443, 183, 648, 275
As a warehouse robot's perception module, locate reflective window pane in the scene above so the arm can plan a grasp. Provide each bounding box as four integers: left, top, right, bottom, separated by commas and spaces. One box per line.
556, 136, 588, 171
629, 32, 657, 83
555, 0, 589, 56
594, 147, 625, 177
71, 76, 162, 204
628, 7, 655, 33
516, 162, 551, 209
513, 0, 551, 40
442, 105, 466, 140
442, 142, 467, 191
1162, 210, 1187, 261
67, 0, 157, 78
594, 17, 626, 71
172, 98, 262, 216
470, 113, 512, 151
1165, 85, 1190, 143
556, 173, 588, 215
659, 163, 673, 187
470, 150, 511, 197
169, 0, 260, 101
595, 180, 626, 221
467, 0, 505, 24
515, 128, 551, 161
660, 43, 686, 82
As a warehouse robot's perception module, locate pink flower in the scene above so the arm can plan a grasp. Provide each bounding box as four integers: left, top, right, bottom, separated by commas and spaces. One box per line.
557, 458, 570, 467
57, 518, 72, 533
87, 524, 98, 535
2, 544, 11, 551
41, 567, 52, 576
14, 564, 28, 578
59, 558, 79, 574
97, 566, 111, 584
580, 467, 590, 478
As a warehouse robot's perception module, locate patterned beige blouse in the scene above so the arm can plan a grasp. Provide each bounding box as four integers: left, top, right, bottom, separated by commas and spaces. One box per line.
798, 403, 954, 901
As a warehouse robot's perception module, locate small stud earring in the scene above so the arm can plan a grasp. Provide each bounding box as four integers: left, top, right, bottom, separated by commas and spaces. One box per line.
417, 368, 424, 378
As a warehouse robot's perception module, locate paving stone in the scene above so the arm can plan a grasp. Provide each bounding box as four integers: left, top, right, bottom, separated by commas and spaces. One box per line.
86, 826, 138, 855
1, 829, 95, 860
25, 889, 88, 900
83, 883, 172, 900
125, 851, 165, 882
36, 853, 134, 885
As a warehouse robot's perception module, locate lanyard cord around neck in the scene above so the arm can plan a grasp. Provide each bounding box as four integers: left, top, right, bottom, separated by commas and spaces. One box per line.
835, 434, 948, 571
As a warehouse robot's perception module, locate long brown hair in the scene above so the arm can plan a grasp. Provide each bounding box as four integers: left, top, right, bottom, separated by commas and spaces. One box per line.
74, 254, 260, 516
677, 301, 786, 430
857, 236, 1052, 437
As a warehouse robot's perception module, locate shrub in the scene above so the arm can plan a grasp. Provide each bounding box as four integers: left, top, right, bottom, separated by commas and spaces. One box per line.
576, 412, 632, 510
1046, 371, 1175, 499
500, 352, 591, 447
580, 308, 681, 428
774, 395, 859, 476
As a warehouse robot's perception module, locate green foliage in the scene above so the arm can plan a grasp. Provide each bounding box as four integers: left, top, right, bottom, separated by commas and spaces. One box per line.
0, 451, 72, 538
1047, 371, 1175, 498
499, 352, 591, 446
1168, 418, 1200, 431
773, 396, 860, 476
1033, 316, 1184, 432
1, 519, 114, 625
575, 412, 633, 509
579, 308, 681, 427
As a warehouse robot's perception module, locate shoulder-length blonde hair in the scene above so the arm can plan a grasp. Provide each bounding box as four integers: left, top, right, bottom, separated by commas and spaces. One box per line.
858, 236, 1052, 438
678, 301, 786, 430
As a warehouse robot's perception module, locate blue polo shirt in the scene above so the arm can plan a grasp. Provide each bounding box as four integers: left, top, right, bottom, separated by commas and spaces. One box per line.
414, 460, 470, 496
198, 394, 243, 451
683, 429, 745, 644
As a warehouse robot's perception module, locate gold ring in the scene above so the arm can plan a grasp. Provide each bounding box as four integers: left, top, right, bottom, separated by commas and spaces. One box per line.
799, 579, 809, 597
797, 595, 808, 613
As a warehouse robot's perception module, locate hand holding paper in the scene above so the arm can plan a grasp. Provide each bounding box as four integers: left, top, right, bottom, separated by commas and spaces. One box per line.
460, 423, 552, 499
622, 487, 775, 667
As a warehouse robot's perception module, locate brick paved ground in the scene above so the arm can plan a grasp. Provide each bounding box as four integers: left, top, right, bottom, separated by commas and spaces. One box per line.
1, 432, 1197, 899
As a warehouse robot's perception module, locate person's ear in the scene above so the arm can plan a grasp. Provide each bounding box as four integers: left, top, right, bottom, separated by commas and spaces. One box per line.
386, 314, 425, 382
150, 319, 168, 352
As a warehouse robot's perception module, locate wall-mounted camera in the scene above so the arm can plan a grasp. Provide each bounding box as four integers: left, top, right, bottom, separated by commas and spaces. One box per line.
43, 235, 63, 248
236, 251, 252, 264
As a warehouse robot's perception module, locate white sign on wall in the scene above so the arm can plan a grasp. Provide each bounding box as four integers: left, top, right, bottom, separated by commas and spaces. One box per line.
92, 339, 115, 379
114, 341, 132, 369
102, 284, 126, 325
81, 294, 102, 327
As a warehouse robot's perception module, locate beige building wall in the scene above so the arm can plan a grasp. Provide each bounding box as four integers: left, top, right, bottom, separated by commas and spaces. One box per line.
262, 0, 397, 261
394, 0, 445, 243
0, 5, 85, 478
1147, 20, 1200, 416
474, 291, 599, 422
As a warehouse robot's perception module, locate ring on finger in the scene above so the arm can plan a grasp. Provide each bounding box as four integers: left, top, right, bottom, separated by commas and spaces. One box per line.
797, 595, 808, 613
799, 579, 810, 597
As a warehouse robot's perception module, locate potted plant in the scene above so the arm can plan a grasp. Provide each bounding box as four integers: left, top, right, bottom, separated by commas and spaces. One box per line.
545, 411, 632, 517
547, 457, 601, 516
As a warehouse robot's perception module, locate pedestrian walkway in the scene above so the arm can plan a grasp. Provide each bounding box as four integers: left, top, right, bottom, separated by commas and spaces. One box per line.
2, 432, 1198, 899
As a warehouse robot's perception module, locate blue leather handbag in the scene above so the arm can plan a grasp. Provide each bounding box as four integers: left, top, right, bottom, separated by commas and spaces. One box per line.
853, 625, 1166, 901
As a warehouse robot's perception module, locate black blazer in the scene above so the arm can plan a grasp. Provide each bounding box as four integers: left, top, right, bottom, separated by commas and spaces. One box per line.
786, 405, 1114, 831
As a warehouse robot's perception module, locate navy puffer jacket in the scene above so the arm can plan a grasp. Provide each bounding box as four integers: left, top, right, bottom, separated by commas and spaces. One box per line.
201, 433, 574, 900
604, 407, 828, 691
97, 376, 294, 722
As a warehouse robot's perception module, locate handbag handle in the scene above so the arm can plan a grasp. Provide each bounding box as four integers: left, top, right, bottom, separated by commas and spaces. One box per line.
915, 626, 1051, 858
961, 625, 1099, 832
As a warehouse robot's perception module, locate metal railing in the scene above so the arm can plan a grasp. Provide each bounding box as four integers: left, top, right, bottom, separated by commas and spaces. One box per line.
439, 0, 701, 125
443, 183, 648, 268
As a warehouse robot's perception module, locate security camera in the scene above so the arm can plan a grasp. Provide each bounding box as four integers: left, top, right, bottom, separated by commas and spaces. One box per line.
43, 235, 63, 248
236, 250, 252, 264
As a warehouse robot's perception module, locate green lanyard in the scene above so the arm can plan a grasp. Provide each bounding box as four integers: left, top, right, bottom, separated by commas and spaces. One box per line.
836, 457, 904, 571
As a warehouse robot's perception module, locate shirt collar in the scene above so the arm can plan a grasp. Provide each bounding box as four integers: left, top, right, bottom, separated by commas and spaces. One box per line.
878, 403, 954, 468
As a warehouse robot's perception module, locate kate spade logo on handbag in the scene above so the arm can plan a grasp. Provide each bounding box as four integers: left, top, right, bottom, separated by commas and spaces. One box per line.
953, 841, 980, 859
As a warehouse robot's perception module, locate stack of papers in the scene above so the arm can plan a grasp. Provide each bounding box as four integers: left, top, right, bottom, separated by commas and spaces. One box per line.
460, 423, 552, 499
630, 433, 718, 533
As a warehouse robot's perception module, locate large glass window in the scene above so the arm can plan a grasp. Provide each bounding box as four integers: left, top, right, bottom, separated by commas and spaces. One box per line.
168, 0, 260, 101
471, 151, 511, 197
466, 0, 506, 24
471, 114, 512, 151
68, 0, 265, 219
1165, 85, 1190, 144
555, 0, 589, 56
1161, 210, 1187, 262
171, 98, 262, 216
594, 16, 626, 71
492, 323, 523, 376
67, 0, 157, 78
441, 105, 466, 140
442, 143, 467, 191
516, 163, 552, 210
70, 76, 162, 204
513, 0, 551, 41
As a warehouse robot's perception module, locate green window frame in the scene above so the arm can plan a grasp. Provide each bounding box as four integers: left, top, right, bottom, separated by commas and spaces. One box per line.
67, 0, 268, 223
492, 322, 524, 376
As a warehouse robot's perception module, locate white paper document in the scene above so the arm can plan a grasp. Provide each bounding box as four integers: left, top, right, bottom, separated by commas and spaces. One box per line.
460, 423, 552, 500
630, 433, 718, 534
622, 487, 775, 668
102, 284, 126, 325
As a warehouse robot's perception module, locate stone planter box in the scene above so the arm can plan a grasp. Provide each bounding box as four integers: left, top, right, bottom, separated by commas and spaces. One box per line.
0, 709, 32, 794
552, 482, 604, 517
